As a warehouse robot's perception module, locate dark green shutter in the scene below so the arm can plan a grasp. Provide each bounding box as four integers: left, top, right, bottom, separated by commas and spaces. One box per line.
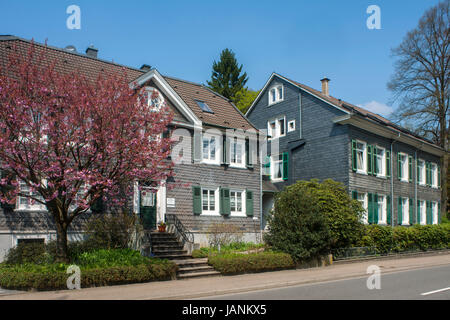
368, 193, 373, 224
351, 140, 357, 172
220, 188, 230, 216
246, 190, 254, 216
193, 186, 202, 215
352, 190, 358, 200
397, 154, 402, 180
373, 147, 378, 175
367, 145, 373, 175
409, 198, 413, 225
387, 196, 392, 225
438, 202, 441, 224
282, 152, 289, 181
416, 200, 421, 224
408, 156, 412, 182
373, 194, 379, 223
398, 197, 403, 225
386, 150, 391, 178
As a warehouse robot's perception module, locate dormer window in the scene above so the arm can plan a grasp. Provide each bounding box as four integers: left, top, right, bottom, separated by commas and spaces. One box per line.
269, 85, 283, 105
144, 87, 164, 111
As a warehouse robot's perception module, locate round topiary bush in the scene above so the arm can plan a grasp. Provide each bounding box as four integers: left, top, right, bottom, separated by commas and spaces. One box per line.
264, 183, 332, 262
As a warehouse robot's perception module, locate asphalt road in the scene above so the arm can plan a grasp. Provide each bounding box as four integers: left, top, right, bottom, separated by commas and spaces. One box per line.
200, 264, 450, 300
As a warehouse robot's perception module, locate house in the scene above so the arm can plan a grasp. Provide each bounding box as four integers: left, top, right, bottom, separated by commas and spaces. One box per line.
0, 36, 262, 261
246, 73, 444, 228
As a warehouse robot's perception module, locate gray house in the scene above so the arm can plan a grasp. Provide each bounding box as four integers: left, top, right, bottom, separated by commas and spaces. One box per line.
0, 36, 263, 261
246, 73, 444, 227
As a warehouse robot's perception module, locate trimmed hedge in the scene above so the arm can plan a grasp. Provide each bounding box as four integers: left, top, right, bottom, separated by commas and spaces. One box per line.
357, 224, 450, 254
208, 252, 295, 275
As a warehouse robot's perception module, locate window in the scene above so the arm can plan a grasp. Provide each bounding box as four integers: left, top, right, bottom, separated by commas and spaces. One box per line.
268, 85, 283, 105
355, 141, 366, 173
195, 100, 214, 114
202, 188, 217, 214
202, 135, 220, 164
230, 191, 243, 215
418, 200, 426, 225
401, 198, 409, 225
430, 163, 438, 188
230, 138, 245, 167
398, 153, 408, 182
356, 193, 368, 224
377, 195, 386, 224
287, 120, 295, 132
417, 159, 425, 185
271, 154, 284, 181
144, 87, 164, 111
432, 201, 438, 224
267, 116, 286, 139
17, 181, 45, 210
374, 147, 386, 177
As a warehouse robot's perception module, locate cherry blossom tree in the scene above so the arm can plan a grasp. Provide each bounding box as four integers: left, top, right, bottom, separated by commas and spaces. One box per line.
0, 42, 174, 262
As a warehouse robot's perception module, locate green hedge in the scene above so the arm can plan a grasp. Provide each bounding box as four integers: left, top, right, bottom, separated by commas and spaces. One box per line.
208, 252, 295, 275
192, 242, 265, 258
357, 224, 450, 254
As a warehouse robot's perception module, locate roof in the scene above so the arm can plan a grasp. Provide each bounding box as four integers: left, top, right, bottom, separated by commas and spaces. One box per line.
0, 35, 256, 131
249, 72, 441, 149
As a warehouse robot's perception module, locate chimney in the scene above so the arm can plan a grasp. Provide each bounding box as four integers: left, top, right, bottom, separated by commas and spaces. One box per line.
140, 64, 152, 72
320, 77, 330, 96
85, 45, 98, 58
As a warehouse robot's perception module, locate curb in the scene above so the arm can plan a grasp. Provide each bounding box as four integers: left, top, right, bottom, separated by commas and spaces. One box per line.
333, 249, 450, 264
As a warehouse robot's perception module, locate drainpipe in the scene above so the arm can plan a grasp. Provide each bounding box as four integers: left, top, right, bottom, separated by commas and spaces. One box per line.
390, 133, 401, 227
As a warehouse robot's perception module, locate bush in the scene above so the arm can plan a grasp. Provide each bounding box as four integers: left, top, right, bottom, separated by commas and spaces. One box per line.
208, 252, 295, 275
264, 184, 332, 262
206, 223, 244, 248
191, 242, 265, 258
5, 242, 50, 265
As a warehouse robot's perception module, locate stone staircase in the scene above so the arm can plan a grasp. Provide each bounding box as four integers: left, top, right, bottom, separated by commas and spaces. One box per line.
150, 231, 220, 279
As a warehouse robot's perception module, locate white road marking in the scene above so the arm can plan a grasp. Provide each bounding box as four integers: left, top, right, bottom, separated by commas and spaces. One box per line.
421, 287, 450, 296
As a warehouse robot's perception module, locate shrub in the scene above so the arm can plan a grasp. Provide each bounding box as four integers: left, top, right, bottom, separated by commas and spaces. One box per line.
5, 242, 50, 265
73, 248, 151, 268
191, 242, 265, 258
208, 252, 295, 275
206, 223, 244, 248
264, 184, 332, 262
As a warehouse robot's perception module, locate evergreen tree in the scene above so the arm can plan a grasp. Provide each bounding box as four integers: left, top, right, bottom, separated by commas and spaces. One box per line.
207, 48, 248, 101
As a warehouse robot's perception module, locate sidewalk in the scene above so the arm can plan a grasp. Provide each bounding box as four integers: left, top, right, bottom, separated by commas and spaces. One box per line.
1, 253, 449, 300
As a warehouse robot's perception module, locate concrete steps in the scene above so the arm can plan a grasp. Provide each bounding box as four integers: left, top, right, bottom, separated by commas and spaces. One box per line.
174, 258, 221, 279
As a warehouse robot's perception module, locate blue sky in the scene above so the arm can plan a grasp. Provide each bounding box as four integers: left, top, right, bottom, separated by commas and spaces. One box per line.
0, 0, 441, 117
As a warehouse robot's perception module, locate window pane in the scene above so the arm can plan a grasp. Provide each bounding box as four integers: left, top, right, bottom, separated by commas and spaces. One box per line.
357, 151, 364, 170
236, 192, 242, 211
209, 191, 215, 211
210, 137, 216, 160
271, 89, 276, 102
203, 138, 209, 159
236, 144, 242, 163
230, 191, 236, 211
278, 87, 283, 100
279, 118, 285, 135
202, 190, 208, 210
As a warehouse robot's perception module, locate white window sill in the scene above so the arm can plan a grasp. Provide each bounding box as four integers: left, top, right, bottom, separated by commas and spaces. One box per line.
15, 208, 47, 212
229, 163, 246, 169
230, 213, 246, 218
271, 178, 284, 183
400, 178, 409, 183
377, 222, 387, 226
268, 100, 284, 107
401, 222, 410, 226
356, 170, 367, 175
201, 212, 221, 216
200, 160, 221, 166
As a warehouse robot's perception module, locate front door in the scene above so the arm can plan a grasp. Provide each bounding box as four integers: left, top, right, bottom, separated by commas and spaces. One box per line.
140, 188, 157, 230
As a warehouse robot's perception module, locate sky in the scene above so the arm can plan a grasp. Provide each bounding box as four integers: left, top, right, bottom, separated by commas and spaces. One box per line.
0, 0, 442, 117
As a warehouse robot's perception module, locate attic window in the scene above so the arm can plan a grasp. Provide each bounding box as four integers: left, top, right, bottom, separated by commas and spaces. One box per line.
195, 100, 214, 113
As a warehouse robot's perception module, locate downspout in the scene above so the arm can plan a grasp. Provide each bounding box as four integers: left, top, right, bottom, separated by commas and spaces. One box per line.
390, 133, 401, 227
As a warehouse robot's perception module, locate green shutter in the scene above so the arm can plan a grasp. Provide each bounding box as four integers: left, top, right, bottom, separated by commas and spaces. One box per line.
373, 147, 378, 175
368, 193, 373, 224
220, 188, 230, 216
387, 196, 392, 225
438, 202, 441, 224
386, 150, 391, 178
409, 198, 413, 225
282, 152, 289, 181
352, 190, 358, 200
351, 140, 357, 172
367, 145, 373, 175
416, 200, 421, 224
246, 190, 254, 216
398, 197, 403, 225
408, 156, 412, 182
373, 194, 379, 224
193, 186, 202, 215
397, 153, 402, 180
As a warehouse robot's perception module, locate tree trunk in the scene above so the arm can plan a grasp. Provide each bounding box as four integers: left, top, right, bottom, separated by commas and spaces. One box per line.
55, 219, 69, 263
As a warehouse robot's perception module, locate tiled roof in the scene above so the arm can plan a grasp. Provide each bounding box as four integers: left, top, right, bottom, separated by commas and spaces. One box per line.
0, 35, 256, 131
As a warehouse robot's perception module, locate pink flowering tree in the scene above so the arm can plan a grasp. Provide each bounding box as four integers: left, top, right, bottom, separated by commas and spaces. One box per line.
0, 43, 174, 262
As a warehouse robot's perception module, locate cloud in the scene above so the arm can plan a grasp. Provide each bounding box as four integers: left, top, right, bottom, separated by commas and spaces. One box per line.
357, 100, 394, 117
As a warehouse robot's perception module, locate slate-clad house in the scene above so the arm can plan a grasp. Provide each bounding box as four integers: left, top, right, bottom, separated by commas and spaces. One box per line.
246, 73, 444, 228
0, 36, 262, 261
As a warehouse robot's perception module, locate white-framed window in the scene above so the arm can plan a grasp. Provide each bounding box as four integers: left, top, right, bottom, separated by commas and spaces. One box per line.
401, 198, 409, 225
271, 154, 284, 181
287, 120, 295, 132
432, 201, 438, 224
69, 184, 89, 211
399, 153, 408, 182
267, 116, 286, 139
355, 140, 367, 174
430, 163, 438, 188
375, 147, 386, 177
17, 180, 46, 211
230, 190, 245, 216
144, 86, 164, 111
230, 137, 245, 168
418, 200, 426, 225
202, 134, 220, 165
356, 193, 368, 224
417, 159, 425, 185
268, 85, 283, 105
377, 195, 387, 224
201, 188, 219, 215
